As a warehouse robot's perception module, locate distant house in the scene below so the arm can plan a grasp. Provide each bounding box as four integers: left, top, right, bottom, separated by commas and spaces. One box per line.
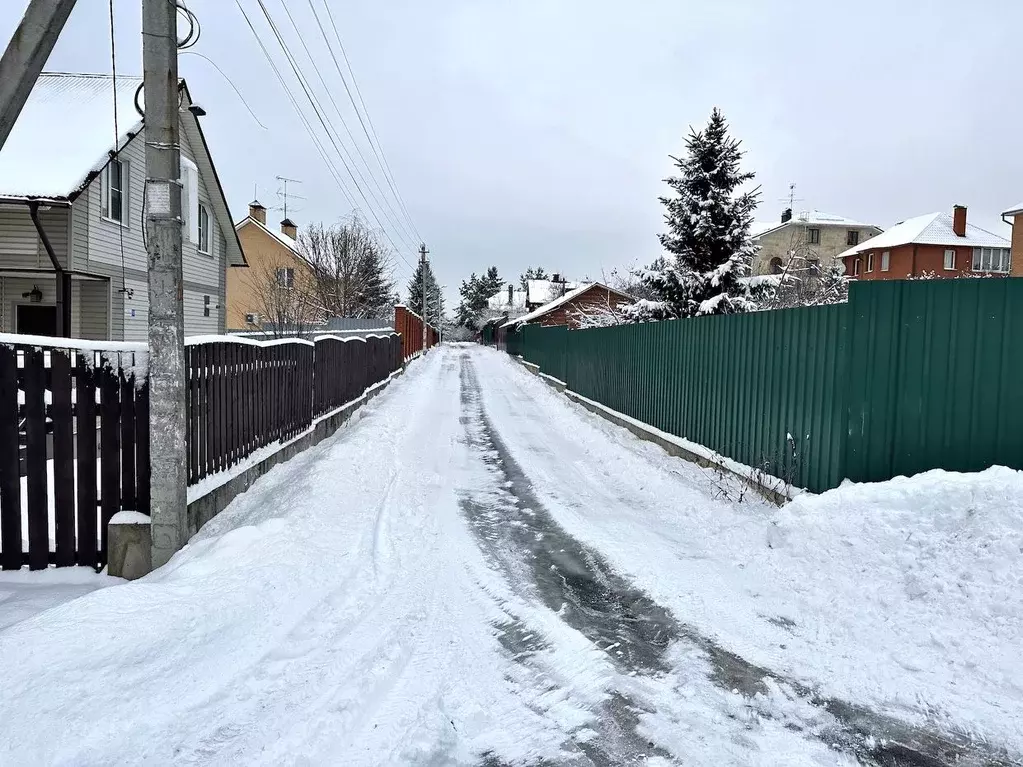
227, 201, 320, 330
752, 209, 882, 276
505, 282, 633, 329
525, 275, 578, 310
837, 206, 1010, 280
0, 72, 245, 339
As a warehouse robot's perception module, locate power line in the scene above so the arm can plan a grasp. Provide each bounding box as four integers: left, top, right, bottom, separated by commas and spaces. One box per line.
273, 0, 421, 251
249, 0, 418, 272
307, 0, 424, 244
108, 0, 128, 294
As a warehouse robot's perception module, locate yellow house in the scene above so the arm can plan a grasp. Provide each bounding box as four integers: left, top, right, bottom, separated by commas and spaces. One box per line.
227, 201, 319, 330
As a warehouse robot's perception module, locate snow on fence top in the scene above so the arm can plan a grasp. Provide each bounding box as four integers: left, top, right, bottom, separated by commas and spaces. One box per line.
184, 334, 316, 348
0, 332, 147, 353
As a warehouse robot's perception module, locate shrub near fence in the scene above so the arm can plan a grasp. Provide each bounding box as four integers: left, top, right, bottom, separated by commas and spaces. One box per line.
512, 279, 1023, 494
0, 335, 149, 570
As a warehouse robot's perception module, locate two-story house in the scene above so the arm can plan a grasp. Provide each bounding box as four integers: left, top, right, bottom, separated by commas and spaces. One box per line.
837, 206, 1010, 280
752, 209, 882, 276
0, 73, 244, 339
227, 202, 320, 330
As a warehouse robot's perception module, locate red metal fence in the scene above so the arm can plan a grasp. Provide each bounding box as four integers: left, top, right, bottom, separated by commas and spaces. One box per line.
394, 305, 438, 361
1, 330, 404, 570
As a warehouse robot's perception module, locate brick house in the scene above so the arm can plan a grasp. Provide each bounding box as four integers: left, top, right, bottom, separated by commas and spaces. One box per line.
507, 282, 633, 329
1000, 200, 1023, 277
837, 206, 1010, 280
752, 209, 882, 276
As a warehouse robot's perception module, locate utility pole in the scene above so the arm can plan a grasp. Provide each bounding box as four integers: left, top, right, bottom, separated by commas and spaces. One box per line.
0, 0, 78, 150
143, 0, 187, 568
419, 243, 429, 353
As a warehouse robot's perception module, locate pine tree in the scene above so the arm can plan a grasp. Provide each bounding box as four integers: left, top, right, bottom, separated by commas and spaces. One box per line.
407, 260, 444, 327
627, 108, 760, 321
455, 266, 505, 331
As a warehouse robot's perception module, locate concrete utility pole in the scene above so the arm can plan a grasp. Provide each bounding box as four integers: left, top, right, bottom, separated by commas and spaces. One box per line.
143, 0, 187, 568
0, 0, 79, 151
419, 243, 429, 353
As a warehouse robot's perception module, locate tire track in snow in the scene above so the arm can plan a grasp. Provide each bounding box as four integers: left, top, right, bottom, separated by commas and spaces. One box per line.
458, 351, 1013, 767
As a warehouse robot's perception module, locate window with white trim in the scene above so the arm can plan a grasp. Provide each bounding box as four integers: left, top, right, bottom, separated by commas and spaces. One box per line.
866, 252, 875, 272
103, 158, 128, 224
971, 247, 1011, 273
944, 249, 956, 270
881, 251, 890, 272
198, 204, 211, 254
276, 267, 295, 289
853, 258, 861, 276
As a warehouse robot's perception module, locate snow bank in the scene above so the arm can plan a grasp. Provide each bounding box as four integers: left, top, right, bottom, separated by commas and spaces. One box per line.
0, 568, 123, 631
474, 348, 1023, 754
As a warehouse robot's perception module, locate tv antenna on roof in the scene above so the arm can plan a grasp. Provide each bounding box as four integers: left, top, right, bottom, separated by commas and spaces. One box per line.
779, 182, 805, 211
275, 175, 305, 220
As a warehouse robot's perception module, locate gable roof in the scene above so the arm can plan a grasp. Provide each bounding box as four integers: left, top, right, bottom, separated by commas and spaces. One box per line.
235, 215, 304, 258
0, 72, 143, 203
0, 72, 245, 267
1002, 201, 1023, 217
836, 212, 1009, 260
753, 210, 881, 240
504, 282, 633, 327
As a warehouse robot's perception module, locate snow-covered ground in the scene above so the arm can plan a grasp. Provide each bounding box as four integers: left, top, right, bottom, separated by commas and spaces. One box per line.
0, 345, 1017, 765
473, 348, 1023, 757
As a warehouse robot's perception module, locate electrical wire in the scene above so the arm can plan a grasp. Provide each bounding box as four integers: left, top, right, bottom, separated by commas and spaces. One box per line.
249, 0, 418, 273
179, 51, 268, 130
175, 1, 201, 49
316, 0, 423, 244
109, 0, 129, 296
275, 0, 420, 251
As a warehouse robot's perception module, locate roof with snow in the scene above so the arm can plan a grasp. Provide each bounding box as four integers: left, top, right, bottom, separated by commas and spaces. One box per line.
0, 73, 144, 202
526, 279, 579, 306
0, 72, 246, 267
503, 282, 633, 328
837, 212, 1009, 260
753, 210, 882, 240
487, 284, 528, 314
1002, 201, 1023, 217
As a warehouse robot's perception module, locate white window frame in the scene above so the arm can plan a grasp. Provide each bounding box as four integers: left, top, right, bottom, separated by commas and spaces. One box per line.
866, 252, 875, 272
276, 267, 295, 289
881, 251, 890, 272
944, 249, 956, 270
972, 247, 1011, 274
102, 158, 128, 226
197, 203, 211, 255
853, 258, 862, 276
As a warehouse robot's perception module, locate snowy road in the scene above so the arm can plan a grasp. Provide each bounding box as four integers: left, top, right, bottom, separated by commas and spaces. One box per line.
0, 345, 1017, 765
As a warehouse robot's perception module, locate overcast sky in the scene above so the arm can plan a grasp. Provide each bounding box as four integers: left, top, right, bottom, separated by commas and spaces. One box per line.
3, 0, 1021, 308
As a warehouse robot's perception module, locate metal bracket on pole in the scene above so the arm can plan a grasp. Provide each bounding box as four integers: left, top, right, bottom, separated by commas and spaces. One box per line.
0, 0, 79, 151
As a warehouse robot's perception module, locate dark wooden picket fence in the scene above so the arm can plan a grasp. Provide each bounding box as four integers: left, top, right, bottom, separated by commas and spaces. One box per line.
0, 338, 149, 570
1, 331, 403, 570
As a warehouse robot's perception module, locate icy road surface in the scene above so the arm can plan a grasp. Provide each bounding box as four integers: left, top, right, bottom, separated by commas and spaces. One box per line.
0, 345, 1016, 766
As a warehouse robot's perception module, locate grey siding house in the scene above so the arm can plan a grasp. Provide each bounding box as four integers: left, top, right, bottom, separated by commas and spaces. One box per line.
0, 73, 245, 340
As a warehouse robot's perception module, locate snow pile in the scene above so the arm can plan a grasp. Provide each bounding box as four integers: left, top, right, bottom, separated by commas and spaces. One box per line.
0, 568, 123, 632
474, 349, 1023, 754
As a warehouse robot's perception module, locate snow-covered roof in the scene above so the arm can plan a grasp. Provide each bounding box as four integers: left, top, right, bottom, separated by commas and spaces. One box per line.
0, 73, 144, 202
503, 282, 632, 327
236, 215, 302, 257
753, 210, 881, 240
837, 212, 1009, 259
487, 284, 527, 313
526, 279, 579, 306
1002, 201, 1023, 217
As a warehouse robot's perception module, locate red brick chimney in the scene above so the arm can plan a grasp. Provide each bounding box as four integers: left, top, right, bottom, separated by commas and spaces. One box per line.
952, 205, 967, 237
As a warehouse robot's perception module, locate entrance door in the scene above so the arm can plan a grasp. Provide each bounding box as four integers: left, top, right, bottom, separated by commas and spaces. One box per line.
16, 305, 57, 336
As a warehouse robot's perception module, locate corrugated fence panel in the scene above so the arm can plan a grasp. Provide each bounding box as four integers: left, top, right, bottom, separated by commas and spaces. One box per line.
513, 280, 1023, 494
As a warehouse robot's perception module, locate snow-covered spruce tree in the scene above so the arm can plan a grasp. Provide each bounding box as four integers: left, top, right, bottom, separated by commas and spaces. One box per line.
627, 108, 760, 321
407, 260, 444, 328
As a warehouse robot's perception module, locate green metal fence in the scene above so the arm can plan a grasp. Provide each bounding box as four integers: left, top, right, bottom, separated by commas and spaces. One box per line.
510, 279, 1023, 493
